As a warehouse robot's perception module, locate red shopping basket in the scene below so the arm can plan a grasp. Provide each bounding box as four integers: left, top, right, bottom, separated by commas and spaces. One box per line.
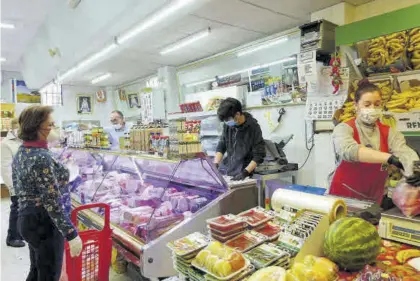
65, 203, 112, 281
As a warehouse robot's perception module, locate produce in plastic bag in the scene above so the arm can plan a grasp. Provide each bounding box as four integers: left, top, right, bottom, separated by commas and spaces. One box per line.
286, 255, 338, 281
248, 266, 286, 281
392, 179, 420, 218
356, 265, 399, 281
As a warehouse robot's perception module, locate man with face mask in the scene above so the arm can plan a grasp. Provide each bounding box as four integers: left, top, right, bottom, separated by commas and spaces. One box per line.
105, 110, 131, 150
329, 81, 419, 206
213, 98, 266, 181
1, 119, 25, 247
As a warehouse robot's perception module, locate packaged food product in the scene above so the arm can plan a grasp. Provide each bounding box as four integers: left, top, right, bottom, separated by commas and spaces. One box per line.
245, 243, 289, 269
207, 214, 247, 232
238, 207, 273, 228
254, 222, 282, 241
225, 231, 266, 252
210, 230, 245, 243
392, 180, 420, 218
207, 223, 246, 237
192, 241, 248, 280
248, 266, 286, 281
287, 255, 338, 281
355, 265, 399, 281
167, 232, 210, 257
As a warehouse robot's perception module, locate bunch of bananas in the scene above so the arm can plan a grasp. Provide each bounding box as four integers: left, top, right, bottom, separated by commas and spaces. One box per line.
408, 27, 420, 70
372, 80, 393, 102
385, 86, 420, 113
380, 114, 397, 128
338, 101, 356, 123
367, 32, 407, 67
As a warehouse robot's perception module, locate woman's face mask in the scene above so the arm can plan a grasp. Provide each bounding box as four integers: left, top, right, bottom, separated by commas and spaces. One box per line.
359, 108, 382, 124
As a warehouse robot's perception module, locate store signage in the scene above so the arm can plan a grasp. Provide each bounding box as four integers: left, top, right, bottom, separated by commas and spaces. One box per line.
216, 74, 241, 87
395, 110, 420, 132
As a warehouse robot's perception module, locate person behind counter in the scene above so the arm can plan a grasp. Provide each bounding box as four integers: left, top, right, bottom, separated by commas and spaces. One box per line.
13, 105, 83, 280
329, 81, 419, 205
213, 98, 266, 181
106, 110, 131, 150
1, 118, 25, 248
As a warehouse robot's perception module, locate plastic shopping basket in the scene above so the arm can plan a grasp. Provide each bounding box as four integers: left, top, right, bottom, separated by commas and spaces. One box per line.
65, 203, 112, 281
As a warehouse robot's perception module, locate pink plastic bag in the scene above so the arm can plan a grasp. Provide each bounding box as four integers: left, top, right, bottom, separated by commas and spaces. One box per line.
392, 182, 420, 218
59, 252, 69, 281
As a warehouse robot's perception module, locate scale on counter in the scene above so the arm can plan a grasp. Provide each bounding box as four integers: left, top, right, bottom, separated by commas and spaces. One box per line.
255, 135, 298, 175
378, 207, 420, 247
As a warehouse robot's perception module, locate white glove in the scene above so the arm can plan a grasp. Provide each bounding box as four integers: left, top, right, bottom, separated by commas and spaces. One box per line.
68, 236, 83, 257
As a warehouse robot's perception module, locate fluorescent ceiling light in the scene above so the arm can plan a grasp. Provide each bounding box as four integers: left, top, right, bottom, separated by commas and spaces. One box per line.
58, 43, 118, 82
1, 23, 15, 29
185, 56, 296, 87
91, 73, 112, 84
0, 57, 6, 62
160, 28, 210, 55
118, 0, 196, 44
237, 36, 288, 57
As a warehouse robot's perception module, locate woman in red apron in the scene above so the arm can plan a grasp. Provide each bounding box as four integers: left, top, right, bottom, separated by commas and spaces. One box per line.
329, 82, 419, 205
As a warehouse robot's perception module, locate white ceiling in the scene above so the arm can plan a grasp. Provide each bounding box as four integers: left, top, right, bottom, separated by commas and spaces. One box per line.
1, 0, 55, 72
2, 0, 373, 87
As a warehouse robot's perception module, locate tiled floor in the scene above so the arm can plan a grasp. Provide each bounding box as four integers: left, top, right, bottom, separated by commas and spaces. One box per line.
0, 198, 132, 281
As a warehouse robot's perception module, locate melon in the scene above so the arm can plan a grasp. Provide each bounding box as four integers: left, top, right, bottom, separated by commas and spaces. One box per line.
323, 217, 381, 271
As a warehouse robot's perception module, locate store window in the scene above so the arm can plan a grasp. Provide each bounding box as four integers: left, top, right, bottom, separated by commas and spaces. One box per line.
40, 81, 63, 106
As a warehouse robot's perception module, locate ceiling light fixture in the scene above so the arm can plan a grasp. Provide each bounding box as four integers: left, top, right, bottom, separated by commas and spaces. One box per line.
118, 0, 196, 44
160, 28, 210, 55
1, 23, 15, 29
0, 57, 6, 62
58, 43, 118, 82
91, 73, 112, 84
185, 56, 296, 87
237, 36, 288, 57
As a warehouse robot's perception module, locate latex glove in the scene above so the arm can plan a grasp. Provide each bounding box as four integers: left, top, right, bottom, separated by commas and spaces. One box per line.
231, 169, 250, 181
406, 172, 420, 187
68, 236, 83, 257
388, 155, 404, 171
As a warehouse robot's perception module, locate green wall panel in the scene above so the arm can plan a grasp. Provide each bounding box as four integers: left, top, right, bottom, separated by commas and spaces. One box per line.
336, 4, 420, 45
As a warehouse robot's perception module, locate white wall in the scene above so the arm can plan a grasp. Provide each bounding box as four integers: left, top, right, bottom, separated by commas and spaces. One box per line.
248, 105, 335, 188
53, 85, 115, 127
0, 71, 23, 103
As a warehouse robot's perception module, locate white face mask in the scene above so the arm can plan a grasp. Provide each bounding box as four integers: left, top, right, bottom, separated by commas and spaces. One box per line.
12, 129, 18, 137
47, 129, 61, 142
113, 124, 122, 130
359, 108, 382, 124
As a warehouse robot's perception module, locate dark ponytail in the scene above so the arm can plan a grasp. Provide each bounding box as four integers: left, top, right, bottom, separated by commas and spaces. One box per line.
355, 79, 381, 102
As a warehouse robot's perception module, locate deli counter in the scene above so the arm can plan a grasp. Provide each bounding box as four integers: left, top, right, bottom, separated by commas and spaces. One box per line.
52, 147, 258, 279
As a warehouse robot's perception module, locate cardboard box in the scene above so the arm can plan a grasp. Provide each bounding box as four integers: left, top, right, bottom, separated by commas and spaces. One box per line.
1, 185, 10, 198
394, 110, 420, 132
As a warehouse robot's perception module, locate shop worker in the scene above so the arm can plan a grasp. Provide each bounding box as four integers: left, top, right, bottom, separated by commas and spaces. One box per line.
106, 110, 130, 150
330, 81, 419, 205
214, 98, 266, 181
1, 118, 25, 248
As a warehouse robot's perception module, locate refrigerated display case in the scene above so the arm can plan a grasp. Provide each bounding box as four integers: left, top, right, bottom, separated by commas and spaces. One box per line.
51, 147, 258, 279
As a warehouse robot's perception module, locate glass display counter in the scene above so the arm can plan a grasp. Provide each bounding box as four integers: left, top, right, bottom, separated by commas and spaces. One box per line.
51, 147, 258, 279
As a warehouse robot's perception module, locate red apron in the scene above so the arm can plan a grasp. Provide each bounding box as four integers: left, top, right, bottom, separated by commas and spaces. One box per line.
329, 119, 390, 204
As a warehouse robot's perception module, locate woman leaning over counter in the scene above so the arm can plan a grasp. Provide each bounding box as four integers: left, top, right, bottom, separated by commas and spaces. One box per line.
329, 82, 419, 206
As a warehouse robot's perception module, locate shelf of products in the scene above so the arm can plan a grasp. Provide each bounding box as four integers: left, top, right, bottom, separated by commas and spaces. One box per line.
168, 111, 218, 121
167, 204, 420, 281
52, 147, 258, 278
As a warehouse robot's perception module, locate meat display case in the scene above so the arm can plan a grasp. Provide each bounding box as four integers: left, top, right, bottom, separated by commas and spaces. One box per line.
52, 147, 257, 279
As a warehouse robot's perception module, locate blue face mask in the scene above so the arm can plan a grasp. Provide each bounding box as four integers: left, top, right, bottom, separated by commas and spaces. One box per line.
225, 120, 237, 127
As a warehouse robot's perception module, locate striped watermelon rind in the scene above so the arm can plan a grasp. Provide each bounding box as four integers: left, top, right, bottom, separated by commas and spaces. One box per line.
323, 217, 381, 271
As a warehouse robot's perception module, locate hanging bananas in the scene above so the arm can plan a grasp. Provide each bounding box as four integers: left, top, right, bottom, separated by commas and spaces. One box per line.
408, 27, 420, 69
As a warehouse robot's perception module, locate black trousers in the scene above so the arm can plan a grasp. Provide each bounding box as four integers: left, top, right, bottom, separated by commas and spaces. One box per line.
18, 208, 64, 281
7, 196, 21, 241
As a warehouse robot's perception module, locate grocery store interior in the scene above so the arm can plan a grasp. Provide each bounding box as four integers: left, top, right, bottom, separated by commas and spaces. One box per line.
1, 0, 420, 280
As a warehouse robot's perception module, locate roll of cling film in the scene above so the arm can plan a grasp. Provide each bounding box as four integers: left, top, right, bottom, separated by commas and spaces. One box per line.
264, 111, 275, 130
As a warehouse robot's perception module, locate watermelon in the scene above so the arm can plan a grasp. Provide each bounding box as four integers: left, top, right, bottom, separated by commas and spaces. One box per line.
323, 217, 381, 271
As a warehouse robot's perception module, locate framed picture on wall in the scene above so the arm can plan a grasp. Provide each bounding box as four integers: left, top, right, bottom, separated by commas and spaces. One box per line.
96, 89, 106, 103
77, 94, 93, 114
118, 89, 127, 101
127, 93, 141, 109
